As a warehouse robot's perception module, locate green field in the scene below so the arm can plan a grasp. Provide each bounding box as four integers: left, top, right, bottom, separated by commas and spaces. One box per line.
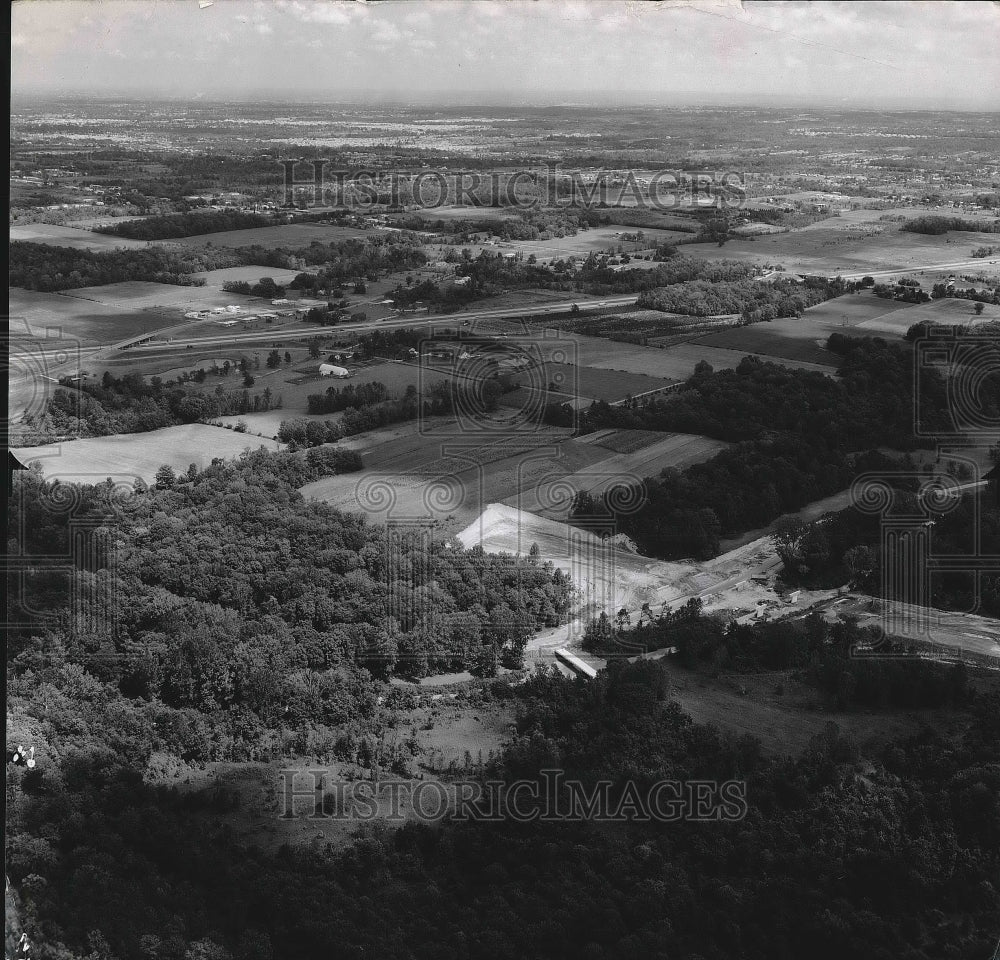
10, 286, 178, 347
190, 265, 306, 289
9, 222, 149, 251
533, 361, 677, 402
61, 280, 258, 312
13, 424, 283, 484
852, 295, 1000, 334
514, 431, 730, 517
300, 422, 584, 530
553, 330, 837, 379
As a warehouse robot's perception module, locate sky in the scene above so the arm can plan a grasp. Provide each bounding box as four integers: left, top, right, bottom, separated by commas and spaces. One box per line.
10, 0, 1000, 109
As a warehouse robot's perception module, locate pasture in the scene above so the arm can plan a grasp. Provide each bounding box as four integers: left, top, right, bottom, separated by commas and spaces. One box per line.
9, 222, 149, 251
189, 265, 305, 289
12, 424, 283, 485
480, 322, 838, 383
525, 361, 677, 403
691, 320, 842, 367
60, 280, 259, 312
540, 330, 838, 380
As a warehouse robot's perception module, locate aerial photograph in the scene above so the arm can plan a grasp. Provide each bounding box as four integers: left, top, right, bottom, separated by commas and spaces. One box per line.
5, 1, 1000, 957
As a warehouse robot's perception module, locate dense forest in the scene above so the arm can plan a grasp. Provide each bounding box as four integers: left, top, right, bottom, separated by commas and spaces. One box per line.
566, 333, 964, 559
7, 545, 998, 960
8, 448, 573, 690
9, 241, 239, 291
93, 210, 275, 240
636, 275, 842, 319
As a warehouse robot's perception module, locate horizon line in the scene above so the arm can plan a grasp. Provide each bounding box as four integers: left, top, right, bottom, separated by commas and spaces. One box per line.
10, 91, 1000, 113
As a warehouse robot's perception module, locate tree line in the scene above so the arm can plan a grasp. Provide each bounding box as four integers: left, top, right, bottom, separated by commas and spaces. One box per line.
9, 241, 239, 291
93, 209, 276, 240
901, 215, 1000, 235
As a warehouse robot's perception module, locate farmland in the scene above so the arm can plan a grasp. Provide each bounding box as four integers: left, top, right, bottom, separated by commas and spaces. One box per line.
508, 360, 678, 405
512, 430, 729, 517
300, 422, 587, 531
60, 280, 257, 312
301, 419, 728, 532
189, 264, 305, 289
850, 294, 1000, 334
12, 423, 283, 484
174, 221, 372, 249
8, 222, 149, 250
10, 286, 179, 346
560, 330, 837, 378
682, 211, 1000, 281
471, 320, 837, 382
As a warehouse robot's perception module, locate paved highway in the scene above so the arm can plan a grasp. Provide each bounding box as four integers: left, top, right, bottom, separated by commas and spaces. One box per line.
108, 293, 641, 354
839, 258, 1000, 281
